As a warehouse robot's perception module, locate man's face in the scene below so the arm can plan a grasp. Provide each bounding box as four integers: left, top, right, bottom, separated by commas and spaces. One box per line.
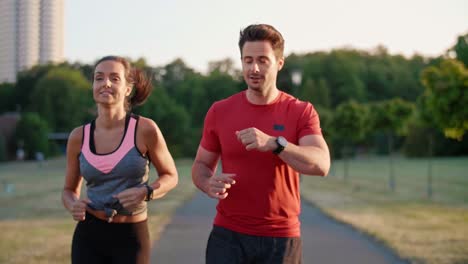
241, 41, 284, 93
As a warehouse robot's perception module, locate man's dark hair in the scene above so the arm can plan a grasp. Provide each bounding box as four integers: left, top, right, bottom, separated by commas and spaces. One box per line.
238, 24, 285, 59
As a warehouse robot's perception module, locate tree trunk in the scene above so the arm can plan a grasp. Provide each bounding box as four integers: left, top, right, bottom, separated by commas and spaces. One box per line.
388, 134, 395, 192
427, 132, 433, 199
343, 147, 349, 182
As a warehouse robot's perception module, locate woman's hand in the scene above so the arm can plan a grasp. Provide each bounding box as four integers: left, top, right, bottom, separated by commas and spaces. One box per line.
70, 198, 91, 221
114, 183, 160, 211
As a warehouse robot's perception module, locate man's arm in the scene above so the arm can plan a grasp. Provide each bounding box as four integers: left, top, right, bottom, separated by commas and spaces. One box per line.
236, 128, 330, 176
192, 146, 236, 199
277, 134, 330, 176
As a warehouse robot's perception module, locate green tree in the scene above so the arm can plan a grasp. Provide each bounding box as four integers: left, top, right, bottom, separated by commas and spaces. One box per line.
191, 71, 240, 129
15, 112, 50, 159
421, 59, 468, 140
452, 32, 468, 66
331, 100, 369, 180
0, 134, 6, 161
29, 67, 93, 132
208, 58, 242, 79
369, 98, 414, 191
0, 82, 16, 113
136, 88, 191, 157
324, 50, 367, 106
299, 78, 331, 108
160, 58, 196, 97
14, 64, 56, 111
364, 48, 425, 102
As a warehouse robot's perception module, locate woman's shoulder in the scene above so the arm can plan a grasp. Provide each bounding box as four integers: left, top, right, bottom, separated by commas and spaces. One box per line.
69, 126, 84, 141
67, 125, 85, 152
134, 115, 159, 135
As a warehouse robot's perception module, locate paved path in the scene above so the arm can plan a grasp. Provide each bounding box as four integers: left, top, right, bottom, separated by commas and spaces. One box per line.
151, 191, 407, 264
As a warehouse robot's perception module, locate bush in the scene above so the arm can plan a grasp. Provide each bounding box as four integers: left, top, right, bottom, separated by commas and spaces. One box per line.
403, 122, 468, 157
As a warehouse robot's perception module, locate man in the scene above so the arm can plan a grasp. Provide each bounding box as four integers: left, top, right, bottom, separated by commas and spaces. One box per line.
192, 24, 330, 264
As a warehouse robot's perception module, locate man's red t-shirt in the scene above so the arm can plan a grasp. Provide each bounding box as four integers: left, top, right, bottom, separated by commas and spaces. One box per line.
201, 90, 322, 237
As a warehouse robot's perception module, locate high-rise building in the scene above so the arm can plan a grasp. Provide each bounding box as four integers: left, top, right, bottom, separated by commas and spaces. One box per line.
40, 0, 64, 65
0, 0, 64, 83
0, 0, 18, 83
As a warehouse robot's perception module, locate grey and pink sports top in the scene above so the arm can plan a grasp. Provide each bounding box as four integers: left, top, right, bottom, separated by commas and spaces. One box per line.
79, 114, 149, 218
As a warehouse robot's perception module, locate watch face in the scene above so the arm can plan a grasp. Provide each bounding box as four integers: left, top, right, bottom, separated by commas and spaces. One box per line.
277, 136, 287, 147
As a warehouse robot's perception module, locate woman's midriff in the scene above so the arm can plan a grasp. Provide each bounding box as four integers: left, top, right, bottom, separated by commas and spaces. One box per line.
86, 207, 147, 223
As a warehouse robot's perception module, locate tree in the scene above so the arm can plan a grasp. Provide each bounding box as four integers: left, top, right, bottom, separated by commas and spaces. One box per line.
0, 134, 6, 161
29, 67, 93, 132
452, 32, 468, 66
160, 58, 196, 97
15, 112, 50, 159
208, 58, 241, 79
370, 98, 414, 191
14, 64, 56, 111
421, 59, 468, 140
190, 71, 241, 129
324, 50, 367, 106
0, 82, 16, 113
299, 78, 331, 109
136, 88, 191, 157
331, 100, 370, 181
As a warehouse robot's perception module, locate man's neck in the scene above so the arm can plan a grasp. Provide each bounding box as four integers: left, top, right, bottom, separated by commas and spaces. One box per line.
246, 87, 280, 105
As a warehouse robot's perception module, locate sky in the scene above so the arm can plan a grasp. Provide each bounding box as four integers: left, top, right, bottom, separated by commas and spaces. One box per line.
65, 0, 468, 73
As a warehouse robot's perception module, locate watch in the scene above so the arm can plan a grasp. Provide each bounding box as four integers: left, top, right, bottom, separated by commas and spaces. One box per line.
273, 136, 288, 155
144, 184, 154, 201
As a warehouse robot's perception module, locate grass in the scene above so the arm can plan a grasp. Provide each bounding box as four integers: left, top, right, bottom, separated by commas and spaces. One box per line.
2, 155, 468, 263
0, 157, 196, 264
301, 156, 468, 264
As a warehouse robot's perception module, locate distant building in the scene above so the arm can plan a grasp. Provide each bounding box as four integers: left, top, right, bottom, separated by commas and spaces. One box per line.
0, 0, 64, 83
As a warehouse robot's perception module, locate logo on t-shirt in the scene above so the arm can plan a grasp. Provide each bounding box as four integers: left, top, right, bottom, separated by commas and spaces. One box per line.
273, 124, 285, 131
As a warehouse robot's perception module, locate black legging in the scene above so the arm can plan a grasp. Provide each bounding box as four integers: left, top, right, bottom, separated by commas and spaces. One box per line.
72, 212, 150, 264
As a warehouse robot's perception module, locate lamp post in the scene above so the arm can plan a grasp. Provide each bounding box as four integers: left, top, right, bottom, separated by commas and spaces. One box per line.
291, 69, 303, 96
291, 69, 303, 182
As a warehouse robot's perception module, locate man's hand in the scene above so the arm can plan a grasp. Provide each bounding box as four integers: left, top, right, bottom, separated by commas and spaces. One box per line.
236, 127, 276, 152
206, 173, 236, 199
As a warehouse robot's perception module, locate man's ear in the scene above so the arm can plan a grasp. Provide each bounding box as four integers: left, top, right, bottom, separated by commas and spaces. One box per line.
277, 57, 285, 71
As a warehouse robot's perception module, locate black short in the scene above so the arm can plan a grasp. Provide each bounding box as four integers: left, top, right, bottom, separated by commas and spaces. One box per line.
206, 225, 302, 264
71, 212, 150, 264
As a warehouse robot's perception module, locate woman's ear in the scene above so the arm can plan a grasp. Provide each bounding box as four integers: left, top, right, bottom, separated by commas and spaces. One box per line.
126, 85, 133, 97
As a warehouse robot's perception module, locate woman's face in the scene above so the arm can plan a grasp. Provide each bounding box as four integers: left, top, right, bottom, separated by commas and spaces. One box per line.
93, 60, 132, 108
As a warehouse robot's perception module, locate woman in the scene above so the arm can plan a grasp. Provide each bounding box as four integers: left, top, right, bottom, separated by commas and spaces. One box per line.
62, 56, 178, 263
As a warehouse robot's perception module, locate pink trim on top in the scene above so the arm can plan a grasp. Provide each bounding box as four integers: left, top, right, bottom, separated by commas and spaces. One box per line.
82, 118, 137, 174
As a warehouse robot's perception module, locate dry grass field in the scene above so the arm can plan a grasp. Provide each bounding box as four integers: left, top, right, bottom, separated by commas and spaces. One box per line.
301, 156, 468, 264
0, 157, 196, 264
2, 156, 467, 263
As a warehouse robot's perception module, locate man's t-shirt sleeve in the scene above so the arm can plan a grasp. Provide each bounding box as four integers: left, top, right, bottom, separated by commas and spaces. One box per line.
200, 103, 221, 153
297, 102, 322, 139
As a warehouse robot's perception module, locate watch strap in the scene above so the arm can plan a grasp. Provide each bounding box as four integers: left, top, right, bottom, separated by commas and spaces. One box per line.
144, 184, 153, 201
273, 137, 286, 155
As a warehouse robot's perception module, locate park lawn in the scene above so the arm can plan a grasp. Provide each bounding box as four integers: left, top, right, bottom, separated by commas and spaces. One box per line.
301, 156, 468, 264
0, 157, 196, 264
2, 155, 467, 263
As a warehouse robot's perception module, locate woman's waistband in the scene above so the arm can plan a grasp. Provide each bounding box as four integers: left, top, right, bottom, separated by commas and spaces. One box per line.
86, 207, 147, 223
